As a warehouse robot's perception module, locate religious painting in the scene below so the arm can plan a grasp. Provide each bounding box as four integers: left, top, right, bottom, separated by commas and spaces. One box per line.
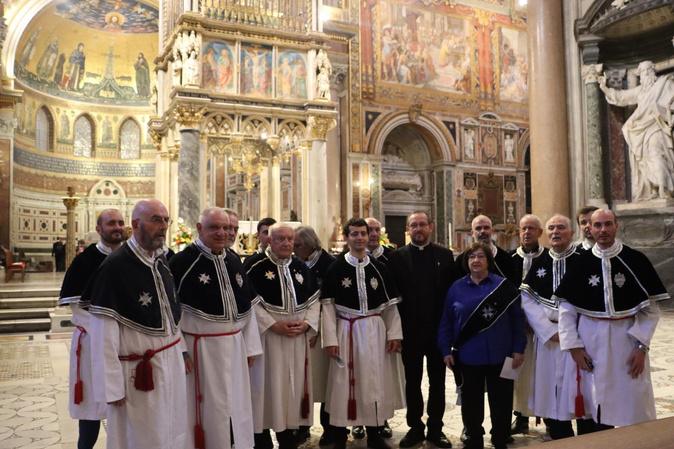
481, 128, 499, 164
240, 44, 272, 98
202, 41, 236, 94
54, 0, 159, 33
277, 50, 307, 99
377, 2, 473, 94
497, 27, 528, 103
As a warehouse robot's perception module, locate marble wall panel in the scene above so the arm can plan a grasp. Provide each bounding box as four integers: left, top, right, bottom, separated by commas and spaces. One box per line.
0, 139, 10, 245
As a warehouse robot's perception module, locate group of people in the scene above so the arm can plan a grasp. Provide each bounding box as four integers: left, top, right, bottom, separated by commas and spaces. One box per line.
58, 199, 670, 449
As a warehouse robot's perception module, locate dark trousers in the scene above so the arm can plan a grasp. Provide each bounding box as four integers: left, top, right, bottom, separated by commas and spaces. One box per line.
460, 364, 512, 448
78, 420, 100, 449
401, 341, 447, 433
254, 429, 297, 449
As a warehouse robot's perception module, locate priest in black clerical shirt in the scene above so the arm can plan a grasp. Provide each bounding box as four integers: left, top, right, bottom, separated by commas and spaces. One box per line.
387, 211, 456, 449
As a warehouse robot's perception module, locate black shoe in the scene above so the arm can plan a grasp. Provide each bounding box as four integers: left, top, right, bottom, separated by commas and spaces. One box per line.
462, 437, 484, 449
460, 427, 468, 443
351, 426, 366, 440
380, 421, 392, 439
399, 428, 425, 448
505, 435, 514, 444
333, 438, 347, 449
295, 427, 311, 444
426, 431, 452, 448
367, 434, 391, 449
510, 416, 529, 435
319, 431, 334, 446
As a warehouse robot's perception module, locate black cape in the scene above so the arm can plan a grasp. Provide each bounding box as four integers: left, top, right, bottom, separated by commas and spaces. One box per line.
320, 253, 400, 316
520, 245, 580, 310
369, 245, 394, 263
83, 239, 181, 336
169, 241, 257, 322
58, 243, 110, 306
456, 244, 518, 284
305, 249, 335, 289
509, 245, 548, 283
553, 242, 670, 318
245, 249, 320, 314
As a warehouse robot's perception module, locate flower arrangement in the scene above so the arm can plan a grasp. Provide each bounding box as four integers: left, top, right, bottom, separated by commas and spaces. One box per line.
380, 227, 395, 248
172, 218, 193, 251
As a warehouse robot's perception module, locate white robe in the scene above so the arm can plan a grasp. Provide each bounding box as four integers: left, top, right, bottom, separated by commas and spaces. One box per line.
559, 301, 660, 426
182, 310, 263, 449
321, 304, 405, 427
90, 314, 188, 449
68, 304, 107, 420
250, 301, 320, 432
522, 292, 588, 421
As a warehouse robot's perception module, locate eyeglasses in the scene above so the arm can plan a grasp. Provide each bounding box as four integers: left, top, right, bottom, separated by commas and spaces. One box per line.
148, 215, 172, 225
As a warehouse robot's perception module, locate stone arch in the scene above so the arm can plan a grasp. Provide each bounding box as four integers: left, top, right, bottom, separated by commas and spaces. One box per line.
240, 116, 271, 137
35, 104, 55, 151
85, 179, 132, 232
118, 117, 142, 159
517, 128, 530, 169
73, 113, 96, 157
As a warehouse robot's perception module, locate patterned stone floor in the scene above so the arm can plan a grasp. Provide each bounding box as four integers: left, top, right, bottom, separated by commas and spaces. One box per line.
1, 274, 673, 448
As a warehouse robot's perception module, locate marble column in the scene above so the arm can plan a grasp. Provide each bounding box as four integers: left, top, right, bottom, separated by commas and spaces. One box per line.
582, 63, 606, 206
178, 129, 200, 230
62, 188, 79, 269
527, 0, 570, 220
259, 159, 281, 219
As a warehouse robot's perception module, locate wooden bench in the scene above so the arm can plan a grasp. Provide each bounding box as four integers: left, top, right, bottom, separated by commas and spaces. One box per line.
2, 246, 26, 282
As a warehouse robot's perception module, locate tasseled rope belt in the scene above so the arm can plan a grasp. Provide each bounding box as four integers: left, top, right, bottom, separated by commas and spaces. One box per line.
73, 325, 87, 404
118, 337, 182, 392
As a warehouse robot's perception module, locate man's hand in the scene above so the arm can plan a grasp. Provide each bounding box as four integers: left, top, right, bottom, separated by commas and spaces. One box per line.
325, 346, 340, 358
109, 398, 125, 407
627, 348, 646, 378
309, 335, 318, 348
386, 339, 401, 353
248, 356, 255, 367
549, 333, 560, 343
270, 320, 307, 337
443, 355, 454, 368
512, 352, 525, 369
183, 352, 193, 374
571, 348, 593, 372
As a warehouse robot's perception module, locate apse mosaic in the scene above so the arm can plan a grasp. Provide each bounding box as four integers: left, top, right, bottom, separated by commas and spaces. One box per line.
202, 41, 236, 93
54, 0, 159, 34
277, 50, 307, 99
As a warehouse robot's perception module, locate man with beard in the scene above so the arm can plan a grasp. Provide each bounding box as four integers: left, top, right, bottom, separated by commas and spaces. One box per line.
556, 209, 670, 428
246, 224, 321, 449
456, 215, 517, 283
85, 199, 187, 449
575, 206, 598, 252
59, 209, 125, 449
387, 211, 455, 449
520, 215, 594, 439
170, 208, 262, 449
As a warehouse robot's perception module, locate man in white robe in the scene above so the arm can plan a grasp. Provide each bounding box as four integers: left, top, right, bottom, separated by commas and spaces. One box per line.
86, 199, 187, 449
246, 223, 321, 449
321, 218, 404, 449
556, 209, 670, 428
58, 208, 125, 449
170, 208, 263, 449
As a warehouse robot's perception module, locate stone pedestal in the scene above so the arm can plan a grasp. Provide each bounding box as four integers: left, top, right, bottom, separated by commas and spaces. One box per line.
50, 306, 74, 332
615, 201, 674, 298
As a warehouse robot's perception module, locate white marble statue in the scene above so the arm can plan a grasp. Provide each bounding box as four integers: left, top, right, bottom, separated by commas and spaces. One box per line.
599, 60, 674, 200
504, 134, 515, 162
316, 49, 332, 100
463, 128, 475, 159
172, 33, 184, 87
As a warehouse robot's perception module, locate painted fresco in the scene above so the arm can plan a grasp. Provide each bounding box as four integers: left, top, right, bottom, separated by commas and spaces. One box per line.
55, 0, 158, 34
498, 27, 527, 103
241, 44, 272, 97
277, 50, 307, 99
14, 4, 157, 106
377, 3, 472, 94
202, 41, 236, 93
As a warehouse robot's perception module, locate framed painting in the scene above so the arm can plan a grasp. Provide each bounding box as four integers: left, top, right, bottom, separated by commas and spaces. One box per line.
240, 44, 272, 98
202, 40, 236, 94
277, 50, 307, 99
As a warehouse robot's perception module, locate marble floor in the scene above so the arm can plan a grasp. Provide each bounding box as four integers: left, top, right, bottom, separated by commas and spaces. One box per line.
1, 274, 674, 448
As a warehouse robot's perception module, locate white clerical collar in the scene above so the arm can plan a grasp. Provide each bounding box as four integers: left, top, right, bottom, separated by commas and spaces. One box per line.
592, 240, 623, 259
195, 238, 225, 257
550, 244, 575, 260
305, 249, 322, 268
345, 252, 370, 267
368, 245, 384, 259
516, 245, 544, 259
96, 241, 114, 256
411, 241, 430, 250
265, 246, 291, 266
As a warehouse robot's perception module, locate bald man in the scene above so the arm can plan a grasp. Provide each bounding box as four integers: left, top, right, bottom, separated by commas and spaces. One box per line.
365, 217, 393, 263
170, 208, 262, 449
85, 199, 188, 449
59, 208, 125, 449
555, 209, 670, 428
456, 215, 517, 283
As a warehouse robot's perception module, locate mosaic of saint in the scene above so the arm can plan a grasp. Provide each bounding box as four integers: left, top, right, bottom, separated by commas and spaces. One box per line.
277, 51, 307, 99
498, 27, 528, 103
202, 41, 236, 93
241, 44, 272, 97
55, 0, 158, 33
377, 3, 472, 94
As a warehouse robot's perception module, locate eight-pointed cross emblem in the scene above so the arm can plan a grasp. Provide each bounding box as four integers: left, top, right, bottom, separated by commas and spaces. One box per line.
265, 270, 276, 280
588, 274, 601, 287
138, 291, 152, 307
536, 268, 547, 278
482, 305, 496, 320
341, 277, 352, 288
198, 273, 211, 285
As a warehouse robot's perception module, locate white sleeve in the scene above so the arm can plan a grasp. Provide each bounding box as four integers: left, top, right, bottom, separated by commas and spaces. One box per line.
382, 305, 403, 340
90, 314, 125, 403
244, 309, 264, 357
320, 303, 338, 348
303, 300, 321, 337
558, 301, 584, 351
522, 291, 558, 343
254, 302, 276, 335
628, 301, 661, 347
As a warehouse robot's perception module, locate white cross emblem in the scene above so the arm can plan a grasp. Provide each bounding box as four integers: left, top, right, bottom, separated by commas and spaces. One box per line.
295, 272, 304, 285
198, 273, 210, 285
138, 291, 152, 307
536, 268, 547, 278
341, 277, 352, 288
236, 273, 244, 287
588, 274, 601, 287
265, 270, 276, 280
370, 277, 379, 290
614, 272, 626, 288
482, 305, 496, 320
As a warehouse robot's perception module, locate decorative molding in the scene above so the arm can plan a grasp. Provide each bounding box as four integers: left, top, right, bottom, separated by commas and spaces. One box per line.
307, 115, 337, 141
582, 63, 604, 84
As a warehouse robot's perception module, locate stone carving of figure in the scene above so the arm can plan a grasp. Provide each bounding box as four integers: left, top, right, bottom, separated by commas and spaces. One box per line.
599, 60, 674, 200
134, 52, 151, 97
172, 33, 184, 87
504, 134, 515, 162
463, 128, 475, 159
315, 49, 332, 100
36, 38, 59, 80
150, 85, 158, 115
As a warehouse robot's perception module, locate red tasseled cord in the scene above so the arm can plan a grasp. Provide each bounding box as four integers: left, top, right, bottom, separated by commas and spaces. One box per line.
74, 381, 84, 404
575, 365, 585, 418
74, 326, 87, 404
194, 424, 206, 449
347, 398, 357, 421
133, 352, 155, 392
